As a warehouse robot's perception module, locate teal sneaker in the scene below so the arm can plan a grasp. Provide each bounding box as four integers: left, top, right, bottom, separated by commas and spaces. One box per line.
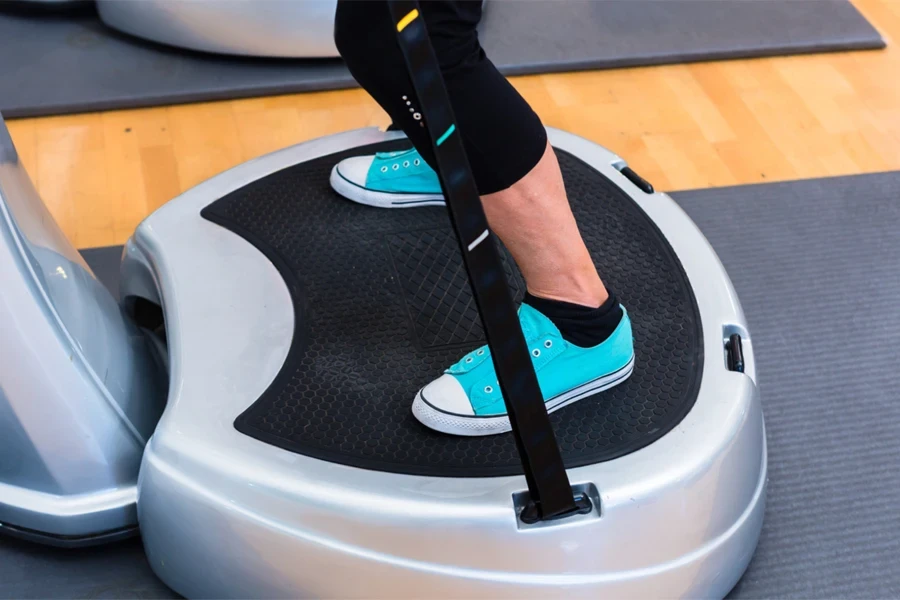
412, 303, 635, 436
330, 147, 446, 208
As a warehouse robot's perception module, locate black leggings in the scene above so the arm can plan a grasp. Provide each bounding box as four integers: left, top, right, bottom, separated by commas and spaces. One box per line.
334, 0, 547, 195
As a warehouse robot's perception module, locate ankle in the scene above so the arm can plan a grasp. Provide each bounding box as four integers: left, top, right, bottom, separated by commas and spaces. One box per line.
524, 290, 623, 348
525, 277, 609, 308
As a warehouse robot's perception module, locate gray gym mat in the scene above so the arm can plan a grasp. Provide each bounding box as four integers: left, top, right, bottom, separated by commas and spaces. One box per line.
78, 245, 122, 300
0, 0, 885, 118
3, 170, 900, 598
0, 535, 173, 599
676, 172, 900, 599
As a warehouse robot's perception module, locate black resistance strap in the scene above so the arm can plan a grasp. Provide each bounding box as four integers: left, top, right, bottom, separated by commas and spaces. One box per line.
387, 0, 590, 522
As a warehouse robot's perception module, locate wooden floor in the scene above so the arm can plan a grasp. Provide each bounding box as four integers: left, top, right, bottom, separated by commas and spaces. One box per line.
6, 0, 900, 249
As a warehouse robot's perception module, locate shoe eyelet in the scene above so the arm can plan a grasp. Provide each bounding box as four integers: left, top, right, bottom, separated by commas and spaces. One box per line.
544, 340, 553, 348
532, 349, 541, 357
392, 164, 399, 170
484, 386, 493, 393
476, 349, 484, 356
380, 166, 388, 173
414, 159, 420, 166
403, 161, 410, 168
465, 357, 473, 363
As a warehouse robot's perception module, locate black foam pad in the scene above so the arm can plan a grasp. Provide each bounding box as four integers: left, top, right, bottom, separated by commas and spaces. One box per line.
201, 142, 702, 477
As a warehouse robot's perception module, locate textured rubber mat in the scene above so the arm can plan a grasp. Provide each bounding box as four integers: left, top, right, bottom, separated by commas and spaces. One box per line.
0, 535, 172, 600
0, 0, 883, 118
671, 173, 900, 599
78, 245, 123, 299
386, 229, 526, 350
201, 143, 702, 477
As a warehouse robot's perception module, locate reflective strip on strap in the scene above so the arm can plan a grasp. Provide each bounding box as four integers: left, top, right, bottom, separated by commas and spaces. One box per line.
395, 8, 418, 32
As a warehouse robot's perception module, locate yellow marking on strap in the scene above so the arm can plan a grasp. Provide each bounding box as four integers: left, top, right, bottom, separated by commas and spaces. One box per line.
396, 9, 419, 32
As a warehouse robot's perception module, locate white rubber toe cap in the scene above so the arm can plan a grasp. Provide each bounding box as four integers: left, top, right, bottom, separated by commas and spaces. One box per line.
420, 375, 474, 416
335, 155, 374, 187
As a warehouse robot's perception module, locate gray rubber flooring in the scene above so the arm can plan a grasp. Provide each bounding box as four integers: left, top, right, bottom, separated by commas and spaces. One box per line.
679, 172, 900, 599
2, 170, 899, 597
0, 0, 885, 118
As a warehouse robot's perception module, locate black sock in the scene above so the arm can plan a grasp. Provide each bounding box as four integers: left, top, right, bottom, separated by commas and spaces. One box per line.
523, 290, 624, 348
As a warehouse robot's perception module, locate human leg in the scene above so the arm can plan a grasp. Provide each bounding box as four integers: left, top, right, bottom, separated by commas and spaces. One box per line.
335, 0, 608, 310
333, 0, 634, 434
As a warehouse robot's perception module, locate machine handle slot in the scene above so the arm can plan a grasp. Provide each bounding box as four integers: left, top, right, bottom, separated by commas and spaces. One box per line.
619, 166, 654, 194
725, 334, 744, 373
513, 483, 601, 529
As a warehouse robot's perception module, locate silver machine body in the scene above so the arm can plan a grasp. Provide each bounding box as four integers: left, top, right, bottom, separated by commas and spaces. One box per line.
96, 0, 340, 58
115, 127, 767, 598
0, 114, 166, 546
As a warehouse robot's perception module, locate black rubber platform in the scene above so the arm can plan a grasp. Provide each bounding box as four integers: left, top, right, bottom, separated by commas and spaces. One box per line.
201, 142, 702, 477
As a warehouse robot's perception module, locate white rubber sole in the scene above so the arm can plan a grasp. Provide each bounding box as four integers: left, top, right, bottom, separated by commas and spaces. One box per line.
329, 165, 446, 208
412, 355, 636, 437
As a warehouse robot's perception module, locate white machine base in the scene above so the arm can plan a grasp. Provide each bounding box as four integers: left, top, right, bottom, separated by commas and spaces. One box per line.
124, 128, 766, 598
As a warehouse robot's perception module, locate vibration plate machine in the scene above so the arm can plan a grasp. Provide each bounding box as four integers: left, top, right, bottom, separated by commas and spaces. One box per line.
0, 7, 765, 597
0, 126, 766, 597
